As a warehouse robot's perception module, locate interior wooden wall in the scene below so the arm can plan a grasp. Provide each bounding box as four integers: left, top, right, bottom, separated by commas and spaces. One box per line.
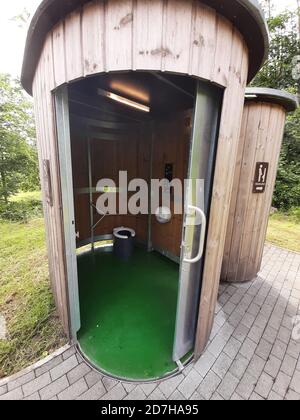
71, 109, 191, 257
32, 0, 249, 352
222, 102, 286, 283
71, 120, 150, 245
151, 111, 191, 258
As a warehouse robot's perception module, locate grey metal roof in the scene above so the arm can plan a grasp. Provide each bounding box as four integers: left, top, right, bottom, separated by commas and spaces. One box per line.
245, 87, 299, 112
21, 0, 269, 95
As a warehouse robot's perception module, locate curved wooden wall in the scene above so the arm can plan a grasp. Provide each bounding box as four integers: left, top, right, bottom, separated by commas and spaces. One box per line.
32, 0, 249, 355
222, 102, 286, 284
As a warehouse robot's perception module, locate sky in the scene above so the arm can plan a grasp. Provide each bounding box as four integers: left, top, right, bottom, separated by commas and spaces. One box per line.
0, 0, 298, 78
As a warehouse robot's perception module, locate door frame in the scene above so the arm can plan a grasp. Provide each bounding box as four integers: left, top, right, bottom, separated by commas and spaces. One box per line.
53, 77, 222, 355
54, 86, 81, 339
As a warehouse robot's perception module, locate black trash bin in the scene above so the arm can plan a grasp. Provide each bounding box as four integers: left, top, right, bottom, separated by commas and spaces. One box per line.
113, 227, 136, 260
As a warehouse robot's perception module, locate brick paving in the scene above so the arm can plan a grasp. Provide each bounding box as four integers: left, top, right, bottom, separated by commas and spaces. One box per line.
0, 244, 299, 401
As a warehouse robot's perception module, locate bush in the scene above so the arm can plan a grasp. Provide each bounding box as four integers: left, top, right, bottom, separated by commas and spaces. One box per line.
289, 207, 300, 223
0, 200, 43, 223
273, 158, 300, 211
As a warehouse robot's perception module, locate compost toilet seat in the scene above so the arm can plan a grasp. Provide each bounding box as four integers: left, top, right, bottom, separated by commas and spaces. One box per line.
113, 227, 136, 239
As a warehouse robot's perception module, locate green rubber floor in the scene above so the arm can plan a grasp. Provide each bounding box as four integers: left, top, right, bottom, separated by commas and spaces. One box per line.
77, 247, 180, 380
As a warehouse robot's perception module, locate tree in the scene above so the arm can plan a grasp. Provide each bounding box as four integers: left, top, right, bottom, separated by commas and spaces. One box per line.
252, 11, 299, 92
261, 0, 274, 19
10, 8, 30, 29
251, 8, 300, 210
0, 74, 39, 204
297, 0, 300, 39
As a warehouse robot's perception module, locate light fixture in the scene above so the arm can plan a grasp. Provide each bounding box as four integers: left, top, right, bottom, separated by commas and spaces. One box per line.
245, 94, 258, 99
97, 88, 150, 112
110, 81, 150, 103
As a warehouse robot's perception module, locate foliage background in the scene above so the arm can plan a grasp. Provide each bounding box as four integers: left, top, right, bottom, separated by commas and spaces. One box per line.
251, 8, 300, 211
0, 74, 39, 206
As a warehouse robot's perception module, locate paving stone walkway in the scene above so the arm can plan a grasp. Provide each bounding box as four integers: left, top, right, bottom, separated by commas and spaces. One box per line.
1, 244, 300, 401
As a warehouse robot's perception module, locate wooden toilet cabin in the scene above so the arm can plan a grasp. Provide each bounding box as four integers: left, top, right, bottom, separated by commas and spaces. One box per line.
21, 0, 269, 380
222, 88, 299, 284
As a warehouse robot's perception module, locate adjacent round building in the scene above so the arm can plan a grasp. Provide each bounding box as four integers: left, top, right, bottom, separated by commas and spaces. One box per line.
222, 88, 298, 284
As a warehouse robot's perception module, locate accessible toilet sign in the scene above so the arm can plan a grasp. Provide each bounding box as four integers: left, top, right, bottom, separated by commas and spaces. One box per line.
253, 162, 269, 193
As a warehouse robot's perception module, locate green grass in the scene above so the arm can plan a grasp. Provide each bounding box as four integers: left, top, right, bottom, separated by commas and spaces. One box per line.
0, 218, 66, 378
10, 191, 42, 203
0, 191, 43, 223
267, 209, 300, 253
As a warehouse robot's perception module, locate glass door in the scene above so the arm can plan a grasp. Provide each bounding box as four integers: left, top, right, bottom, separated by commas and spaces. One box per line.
173, 81, 222, 362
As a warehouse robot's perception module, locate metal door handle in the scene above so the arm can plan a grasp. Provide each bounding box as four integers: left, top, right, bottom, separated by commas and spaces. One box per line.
183, 205, 206, 264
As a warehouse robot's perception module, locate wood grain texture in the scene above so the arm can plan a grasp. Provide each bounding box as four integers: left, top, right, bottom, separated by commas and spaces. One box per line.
151, 112, 191, 257
162, 0, 193, 73
105, 0, 134, 71
82, 0, 105, 76
253, 110, 286, 275
222, 102, 286, 284
212, 14, 233, 86
33, 41, 70, 335
38, 0, 239, 90
52, 21, 67, 87
32, 0, 250, 354
221, 104, 250, 281
65, 10, 83, 81
70, 110, 190, 257
134, 0, 164, 70
194, 28, 249, 357
190, 2, 217, 80
70, 121, 151, 245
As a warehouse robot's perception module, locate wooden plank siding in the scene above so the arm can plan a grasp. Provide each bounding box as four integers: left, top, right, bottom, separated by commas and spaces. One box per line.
46, 0, 242, 89
134, 0, 164, 70
33, 36, 70, 335
252, 110, 286, 276
70, 119, 151, 246
70, 110, 191, 258
32, 0, 249, 353
82, 0, 105, 76
65, 10, 84, 81
194, 28, 249, 356
222, 102, 286, 284
151, 112, 191, 257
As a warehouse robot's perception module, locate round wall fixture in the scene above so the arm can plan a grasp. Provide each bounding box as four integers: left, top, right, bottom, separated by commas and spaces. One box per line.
155, 207, 172, 224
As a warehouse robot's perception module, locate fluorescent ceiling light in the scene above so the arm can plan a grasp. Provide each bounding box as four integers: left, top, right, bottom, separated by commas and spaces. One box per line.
110, 81, 150, 103
97, 88, 150, 112
245, 94, 258, 99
